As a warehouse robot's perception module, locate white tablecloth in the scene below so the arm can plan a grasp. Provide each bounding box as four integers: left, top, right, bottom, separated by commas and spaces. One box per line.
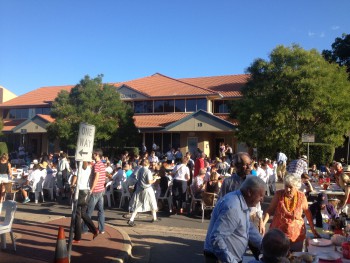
308, 243, 350, 262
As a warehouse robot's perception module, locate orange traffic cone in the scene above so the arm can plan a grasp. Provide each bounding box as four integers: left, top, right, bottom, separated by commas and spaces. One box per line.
54, 226, 69, 263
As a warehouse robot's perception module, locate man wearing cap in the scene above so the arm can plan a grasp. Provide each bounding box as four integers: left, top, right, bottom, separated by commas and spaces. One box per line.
287, 155, 308, 178
309, 193, 338, 229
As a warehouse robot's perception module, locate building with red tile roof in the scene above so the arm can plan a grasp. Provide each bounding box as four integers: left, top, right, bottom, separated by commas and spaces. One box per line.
0, 73, 248, 159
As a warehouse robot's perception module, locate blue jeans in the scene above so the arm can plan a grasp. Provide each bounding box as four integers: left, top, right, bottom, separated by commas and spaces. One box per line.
83, 191, 105, 232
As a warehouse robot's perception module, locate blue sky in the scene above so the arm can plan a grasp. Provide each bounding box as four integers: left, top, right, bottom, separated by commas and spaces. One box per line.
0, 0, 349, 96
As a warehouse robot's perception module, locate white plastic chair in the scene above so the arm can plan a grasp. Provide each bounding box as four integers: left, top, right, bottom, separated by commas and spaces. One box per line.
3, 182, 19, 201
119, 181, 131, 209
0, 200, 17, 250
31, 178, 45, 204
157, 181, 173, 213
104, 181, 115, 208
42, 177, 55, 201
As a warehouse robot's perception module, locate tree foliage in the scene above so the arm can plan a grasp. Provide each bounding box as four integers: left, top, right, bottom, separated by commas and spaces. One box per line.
232, 44, 350, 157
47, 75, 139, 149
322, 33, 350, 77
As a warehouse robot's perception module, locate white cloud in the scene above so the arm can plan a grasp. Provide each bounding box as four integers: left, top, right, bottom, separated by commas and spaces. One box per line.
331, 25, 340, 30
308, 31, 316, 37
320, 32, 325, 38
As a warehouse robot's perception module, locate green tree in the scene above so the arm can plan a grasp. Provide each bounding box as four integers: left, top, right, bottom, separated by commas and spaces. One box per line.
322, 33, 350, 77
47, 75, 139, 149
232, 44, 350, 157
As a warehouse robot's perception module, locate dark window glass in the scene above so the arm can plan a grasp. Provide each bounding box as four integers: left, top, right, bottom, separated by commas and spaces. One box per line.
163, 133, 172, 152
134, 101, 144, 113
43, 108, 51, 115
145, 133, 153, 153
175, 99, 185, 112
186, 99, 196, 112
164, 100, 174, 112
153, 133, 162, 152
3, 110, 9, 119
172, 133, 180, 149
197, 99, 207, 111
35, 108, 43, 115
145, 101, 153, 113
214, 100, 229, 113
9, 109, 15, 119
154, 100, 164, 113
20, 109, 29, 119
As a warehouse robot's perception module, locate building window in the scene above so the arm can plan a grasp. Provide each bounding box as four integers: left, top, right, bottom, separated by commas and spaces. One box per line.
7, 108, 29, 119
197, 98, 207, 111
35, 107, 51, 115
133, 98, 208, 113
186, 99, 196, 112
175, 99, 185, 112
214, 100, 229, 113
134, 101, 153, 113
186, 98, 207, 112
154, 100, 164, 113
164, 100, 174, 112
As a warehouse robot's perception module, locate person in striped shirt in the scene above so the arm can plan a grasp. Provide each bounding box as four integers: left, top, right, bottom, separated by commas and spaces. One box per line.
85, 148, 106, 234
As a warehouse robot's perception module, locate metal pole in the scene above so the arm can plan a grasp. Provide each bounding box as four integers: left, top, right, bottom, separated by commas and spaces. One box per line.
307, 143, 310, 166
347, 136, 350, 166
67, 161, 82, 262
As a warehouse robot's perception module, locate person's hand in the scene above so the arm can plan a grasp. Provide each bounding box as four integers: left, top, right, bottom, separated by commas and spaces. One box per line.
259, 223, 266, 235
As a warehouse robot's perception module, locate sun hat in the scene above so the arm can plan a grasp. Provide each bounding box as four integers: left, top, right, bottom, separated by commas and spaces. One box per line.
39, 161, 48, 169
301, 155, 308, 161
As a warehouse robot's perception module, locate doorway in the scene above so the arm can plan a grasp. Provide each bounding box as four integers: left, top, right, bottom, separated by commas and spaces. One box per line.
187, 137, 198, 157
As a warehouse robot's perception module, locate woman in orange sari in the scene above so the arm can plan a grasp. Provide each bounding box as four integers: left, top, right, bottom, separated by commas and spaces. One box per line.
261, 174, 320, 252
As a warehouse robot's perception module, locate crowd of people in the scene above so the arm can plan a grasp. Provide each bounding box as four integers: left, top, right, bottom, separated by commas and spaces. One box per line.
3, 145, 350, 262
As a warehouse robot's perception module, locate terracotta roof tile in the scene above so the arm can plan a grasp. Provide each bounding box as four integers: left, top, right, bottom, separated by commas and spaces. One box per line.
0, 85, 73, 107
0, 73, 249, 108
2, 119, 26, 131
214, 114, 238, 125
133, 113, 190, 128
37, 114, 55, 123
180, 74, 249, 98
120, 73, 217, 98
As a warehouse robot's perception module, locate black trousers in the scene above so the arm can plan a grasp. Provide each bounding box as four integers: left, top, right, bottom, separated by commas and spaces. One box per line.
74, 203, 98, 241
172, 179, 187, 209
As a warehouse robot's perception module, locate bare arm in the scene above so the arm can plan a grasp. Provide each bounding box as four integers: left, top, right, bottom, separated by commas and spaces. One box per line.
342, 185, 350, 209
8, 163, 12, 177
261, 192, 279, 235
302, 195, 321, 237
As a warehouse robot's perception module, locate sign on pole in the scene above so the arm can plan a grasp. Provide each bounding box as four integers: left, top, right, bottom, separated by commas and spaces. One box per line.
75, 123, 95, 162
69, 123, 95, 260
302, 134, 315, 143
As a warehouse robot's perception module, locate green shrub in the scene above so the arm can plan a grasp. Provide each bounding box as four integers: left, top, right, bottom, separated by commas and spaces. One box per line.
132, 147, 139, 157
0, 142, 8, 156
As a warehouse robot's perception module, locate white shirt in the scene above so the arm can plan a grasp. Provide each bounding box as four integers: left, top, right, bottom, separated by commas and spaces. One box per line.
77, 166, 91, 190
172, 164, 189, 181
113, 169, 126, 189
256, 167, 268, 183
28, 169, 45, 191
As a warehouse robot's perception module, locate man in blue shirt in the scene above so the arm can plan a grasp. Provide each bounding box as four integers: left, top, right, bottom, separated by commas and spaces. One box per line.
204, 176, 265, 263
